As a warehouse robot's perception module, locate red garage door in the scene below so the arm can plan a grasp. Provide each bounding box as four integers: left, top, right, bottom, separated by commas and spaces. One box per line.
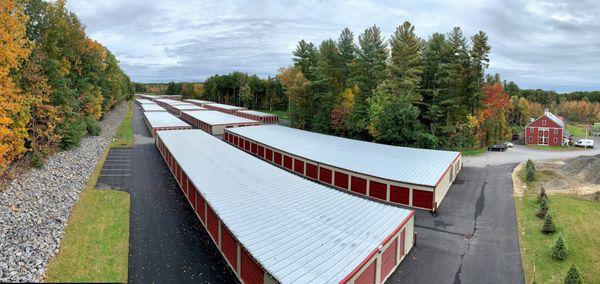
220, 225, 238, 268
319, 167, 332, 184
351, 176, 367, 195
390, 185, 409, 205
355, 262, 376, 284
413, 189, 434, 209
274, 152, 282, 165
334, 172, 349, 189
380, 237, 397, 283
306, 163, 318, 179
207, 206, 219, 243
293, 159, 304, 174
369, 181, 387, 201
283, 155, 293, 170
265, 148, 273, 161
241, 248, 264, 284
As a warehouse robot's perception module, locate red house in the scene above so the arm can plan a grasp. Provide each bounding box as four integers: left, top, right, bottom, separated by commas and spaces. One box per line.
525, 111, 564, 146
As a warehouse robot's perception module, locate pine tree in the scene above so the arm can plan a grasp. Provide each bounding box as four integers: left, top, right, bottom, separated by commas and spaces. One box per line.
551, 234, 567, 261
389, 21, 424, 91
337, 28, 355, 89
542, 212, 555, 234
537, 187, 547, 204
468, 31, 491, 114
292, 40, 318, 81
537, 196, 548, 218
564, 264, 582, 284
526, 159, 536, 172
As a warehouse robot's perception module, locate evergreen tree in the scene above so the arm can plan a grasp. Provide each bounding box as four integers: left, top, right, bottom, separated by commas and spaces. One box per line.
389, 21, 425, 91
542, 212, 555, 234
468, 31, 491, 114
537, 196, 548, 218
337, 27, 356, 89
292, 40, 318, 81
564, 264, 583, 284
551, 234, 567, 261
312, 39, 342, 133
537, 187, 547, 204
526, 159, 536, 171
422, 32, 451, 138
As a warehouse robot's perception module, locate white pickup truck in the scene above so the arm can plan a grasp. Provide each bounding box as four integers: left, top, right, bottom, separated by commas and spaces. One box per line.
574, 139, 594, 148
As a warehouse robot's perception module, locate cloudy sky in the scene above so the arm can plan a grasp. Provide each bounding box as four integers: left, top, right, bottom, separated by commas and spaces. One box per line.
67, 0, 600, 92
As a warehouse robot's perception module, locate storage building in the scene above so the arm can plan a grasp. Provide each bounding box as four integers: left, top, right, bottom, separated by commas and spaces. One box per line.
164, 103, 207, 116
236, 110, 279, 124
225, 125, 462, 211
143, 111, 192, 137
180, 110, 259, 135
135, 99, 155, 105
156, 129, 415, 284
184, 99, 215, 106
141, 104, 167, 112
155, 98, 184, 108
204, 103, 247, 114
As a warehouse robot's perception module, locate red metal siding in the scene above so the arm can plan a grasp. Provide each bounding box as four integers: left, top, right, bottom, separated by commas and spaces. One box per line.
306, 163, 318, 179
355, 262, 376, 284
319, 167, 333, 184
334, 171, 349, 189
400, 229, 405, 257
251, 143, 258, 155
241, 248, 264, 284
207, 206, 219, 243
413, 189, 433, 209
220, 225, 238, 268
265, 148, 273, 161
283, 155, 293, 170
390, 185, 409, 205
182, 173, 188, 196
189, 184, 196, 210
293, 159, 304, 174
351, 176, 367, 195
196, 195, 205, 223
274, 152, 282, 165
380, 237, 398, 283
258, 145, 265, 158
369, 181, 387, 201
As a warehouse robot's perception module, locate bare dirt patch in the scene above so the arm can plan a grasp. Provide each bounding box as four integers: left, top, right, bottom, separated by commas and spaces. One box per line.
534, 154, 600, 200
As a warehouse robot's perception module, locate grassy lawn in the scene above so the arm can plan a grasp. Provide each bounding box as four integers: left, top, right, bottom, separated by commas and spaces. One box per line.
461, 148, 486, 156
566, 124, 588, 138
112, 102, 134, 147
45, 109, 131, 282
259, 109, 289, 120
515, 167, 600, 283
526, 145, 583, 151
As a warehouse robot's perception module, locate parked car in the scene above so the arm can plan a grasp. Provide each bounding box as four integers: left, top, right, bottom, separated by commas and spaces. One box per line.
574, 139, 594, 148
504, 142, 514, 148
488, 144, 508, 151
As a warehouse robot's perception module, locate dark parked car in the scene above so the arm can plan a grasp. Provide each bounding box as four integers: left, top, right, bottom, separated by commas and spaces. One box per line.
488, 144, 508, 151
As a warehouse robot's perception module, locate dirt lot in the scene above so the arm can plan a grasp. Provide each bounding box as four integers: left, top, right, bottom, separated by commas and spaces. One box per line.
514, 154, 600, 200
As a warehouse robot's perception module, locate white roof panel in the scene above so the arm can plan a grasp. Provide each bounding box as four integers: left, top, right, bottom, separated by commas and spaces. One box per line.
171, 104, 206, 111
185, 99, 215, 105
205, 103, 247, 110
144, 112, 190, 128
228, 125, 460, 187
155, 98, 184, 105
238, 110, 277, 117
157, 130, 412, 283
141, 104, 166, 112
182, 110, 257, 125
135, 99, 155, 104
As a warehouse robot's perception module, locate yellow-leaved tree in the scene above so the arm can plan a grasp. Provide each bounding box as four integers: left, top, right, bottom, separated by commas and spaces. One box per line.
0, 0, 31, 173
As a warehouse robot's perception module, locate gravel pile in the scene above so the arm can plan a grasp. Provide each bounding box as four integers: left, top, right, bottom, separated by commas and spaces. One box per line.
560, 154, 600, 184
0, 103, 128, 282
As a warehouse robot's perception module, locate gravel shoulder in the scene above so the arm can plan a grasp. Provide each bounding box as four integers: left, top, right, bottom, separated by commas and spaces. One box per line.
0, 103, 128, 282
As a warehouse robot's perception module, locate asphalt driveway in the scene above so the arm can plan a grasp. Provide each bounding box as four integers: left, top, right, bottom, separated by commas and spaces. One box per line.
127, 106, 237, 283
389, 164, 524, 283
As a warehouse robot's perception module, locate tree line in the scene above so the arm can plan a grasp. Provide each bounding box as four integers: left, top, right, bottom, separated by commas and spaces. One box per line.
0, 0, 133, 173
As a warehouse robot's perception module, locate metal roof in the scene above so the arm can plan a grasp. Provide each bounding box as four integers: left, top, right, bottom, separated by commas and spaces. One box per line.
205, 103, 247, 110
182, 110, 257, 125
238, 110, 277, 117
228, 125, 460, 187
141, 104, 166, 112
135, 99, 155, 104
544, 111, 565, 128
157, 130, 412, 283
155, 98, 184, 105
171, 104, 206, 111
184, 99, 215, 105
143, 112, 190, 128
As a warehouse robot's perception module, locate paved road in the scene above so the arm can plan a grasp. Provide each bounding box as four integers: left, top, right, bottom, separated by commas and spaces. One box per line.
127, 106, 237, 283
389, 164, 524, 283
464, 137, 599, 167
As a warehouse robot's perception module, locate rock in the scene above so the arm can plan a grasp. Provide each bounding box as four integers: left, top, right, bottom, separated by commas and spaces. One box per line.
0, 103, 128, 282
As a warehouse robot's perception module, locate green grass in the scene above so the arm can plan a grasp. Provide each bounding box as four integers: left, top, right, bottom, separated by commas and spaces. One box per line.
566, 124, 588, 138
515, 167, 600, 283
45, 109, 132, 282
460, 148, 486, 156
259, 109, 289, 120
112, 102, 134, 147
526, 145, 582, 151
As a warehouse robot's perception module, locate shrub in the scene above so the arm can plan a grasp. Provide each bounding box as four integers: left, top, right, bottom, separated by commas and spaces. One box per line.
526, 159, 536, 171
526, 164, 536, 182
29, 150, 45, 169
536, 196, 548, 218
61, 119, 87, 150
564, 263, 583, 284
537, 187, 547, 203
85, 118, 101, 136
551, 234, 567, 261
542, 212, 555, 234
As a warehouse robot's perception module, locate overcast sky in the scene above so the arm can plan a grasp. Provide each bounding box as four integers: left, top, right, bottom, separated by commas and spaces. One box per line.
67, 0, 600, 92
